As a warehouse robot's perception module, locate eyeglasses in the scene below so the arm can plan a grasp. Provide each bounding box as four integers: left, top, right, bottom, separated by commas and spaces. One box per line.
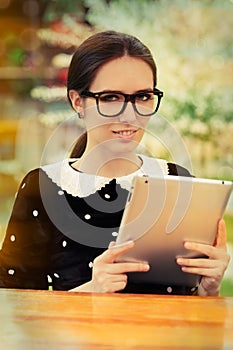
80, 89, 163, 117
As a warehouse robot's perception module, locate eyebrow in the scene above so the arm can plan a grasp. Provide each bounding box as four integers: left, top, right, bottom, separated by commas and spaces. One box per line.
92, 88, 154, 94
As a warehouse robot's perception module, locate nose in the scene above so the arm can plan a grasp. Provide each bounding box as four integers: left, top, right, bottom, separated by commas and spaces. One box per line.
118, 102, 137, 123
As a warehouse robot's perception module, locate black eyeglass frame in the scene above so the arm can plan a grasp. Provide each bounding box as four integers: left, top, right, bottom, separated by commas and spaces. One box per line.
80, 88, 164, 117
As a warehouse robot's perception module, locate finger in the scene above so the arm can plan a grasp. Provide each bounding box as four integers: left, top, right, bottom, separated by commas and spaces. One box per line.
214, 219, 227, 248
98, 274, 128, 293
184, 241, 213, 256
105, 261, 150, 274
110, 273, 128, 283
177, 257, 216, 269
180, 266, 217, 277
106, 280, 128, 293
97, 240, 135, 263
100, 272, 128, 285
183, 241, 222, 260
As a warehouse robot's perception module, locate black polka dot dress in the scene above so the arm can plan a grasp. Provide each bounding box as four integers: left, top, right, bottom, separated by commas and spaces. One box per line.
0, 155, 197, 295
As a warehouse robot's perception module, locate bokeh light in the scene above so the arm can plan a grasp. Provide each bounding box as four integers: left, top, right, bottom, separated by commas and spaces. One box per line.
19, 27, 40, 51
0, 0, 11, 10
22, 0, 39, 17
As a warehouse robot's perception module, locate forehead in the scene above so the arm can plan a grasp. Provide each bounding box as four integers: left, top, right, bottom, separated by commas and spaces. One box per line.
90, 56, 154, 92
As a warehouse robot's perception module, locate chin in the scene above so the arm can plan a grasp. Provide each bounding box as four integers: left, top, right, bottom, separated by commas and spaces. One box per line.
108, 139, 139, 155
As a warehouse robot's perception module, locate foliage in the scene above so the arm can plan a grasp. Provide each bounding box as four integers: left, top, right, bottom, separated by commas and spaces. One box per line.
164, 90, 233, 139
84, 0, 232, 99
220, 278, 233, 297
31, 0, 232, 177
224, 214, 233, 245
84, 0, 233, 178
41, 0, 87, 23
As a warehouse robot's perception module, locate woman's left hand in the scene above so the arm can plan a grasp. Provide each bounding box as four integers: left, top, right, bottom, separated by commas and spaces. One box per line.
176, 219, 230, 296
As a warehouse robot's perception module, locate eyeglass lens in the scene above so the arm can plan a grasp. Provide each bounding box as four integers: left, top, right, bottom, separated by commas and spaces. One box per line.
98, 92, 159, 117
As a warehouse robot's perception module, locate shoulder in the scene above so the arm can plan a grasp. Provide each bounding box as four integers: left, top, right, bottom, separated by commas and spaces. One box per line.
139, 154, 194, 177
40, 159, 73, 189
167, 162, 194, 177
17, 168, 40, 194
21, 159, 70, 190
139, 154, 168, 176
16, 162, 62, 197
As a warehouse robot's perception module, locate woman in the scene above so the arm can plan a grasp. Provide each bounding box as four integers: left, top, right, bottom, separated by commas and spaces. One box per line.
0, 31, 229, 295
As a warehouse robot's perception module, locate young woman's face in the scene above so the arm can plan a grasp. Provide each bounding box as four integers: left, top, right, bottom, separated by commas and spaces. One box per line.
81, 56, 155, 156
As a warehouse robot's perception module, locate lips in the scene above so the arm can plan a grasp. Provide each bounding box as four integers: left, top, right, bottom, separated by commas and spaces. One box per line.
113, 130, 136, 136
112, 129, 137, 140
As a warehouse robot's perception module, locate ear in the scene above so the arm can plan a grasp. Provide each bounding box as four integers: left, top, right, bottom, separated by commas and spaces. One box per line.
69, 90, 84, 117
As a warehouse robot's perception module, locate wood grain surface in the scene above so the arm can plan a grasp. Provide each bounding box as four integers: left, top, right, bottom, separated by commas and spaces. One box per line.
0, 288, 233, 349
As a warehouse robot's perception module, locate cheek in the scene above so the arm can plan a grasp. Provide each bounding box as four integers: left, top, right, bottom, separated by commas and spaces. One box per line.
83, 106, 109, 131
136, 129, 146, 143
136, 118, 151, 139
87, 125, 112, 148
138, 117, 151, 132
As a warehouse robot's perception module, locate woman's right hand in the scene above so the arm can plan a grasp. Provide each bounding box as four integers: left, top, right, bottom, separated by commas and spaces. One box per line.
90, 241, 150, 293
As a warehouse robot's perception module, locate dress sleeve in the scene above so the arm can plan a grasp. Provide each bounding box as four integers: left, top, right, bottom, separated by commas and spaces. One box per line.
0, 169, 52, 289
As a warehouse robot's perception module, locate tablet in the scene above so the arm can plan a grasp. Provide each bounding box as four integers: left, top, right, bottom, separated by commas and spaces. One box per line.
115, 175, 233, 288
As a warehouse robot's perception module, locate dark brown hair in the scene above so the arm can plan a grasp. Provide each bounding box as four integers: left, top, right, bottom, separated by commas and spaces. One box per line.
68, 30, 157, 158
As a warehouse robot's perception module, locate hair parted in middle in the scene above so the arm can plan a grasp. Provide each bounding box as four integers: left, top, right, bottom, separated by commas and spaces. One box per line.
67, 30, 157, 158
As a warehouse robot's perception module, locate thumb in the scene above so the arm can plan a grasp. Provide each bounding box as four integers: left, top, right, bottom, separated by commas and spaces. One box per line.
214, 219, 227, 248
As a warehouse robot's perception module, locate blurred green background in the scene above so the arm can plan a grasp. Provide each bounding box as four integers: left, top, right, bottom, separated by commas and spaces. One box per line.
0, 0, 232, 295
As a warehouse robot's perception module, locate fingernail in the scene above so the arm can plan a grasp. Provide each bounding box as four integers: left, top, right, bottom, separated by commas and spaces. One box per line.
108, 241, 115, 248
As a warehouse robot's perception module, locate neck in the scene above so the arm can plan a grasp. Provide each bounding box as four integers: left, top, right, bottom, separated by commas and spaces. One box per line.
72, 150, 142, 178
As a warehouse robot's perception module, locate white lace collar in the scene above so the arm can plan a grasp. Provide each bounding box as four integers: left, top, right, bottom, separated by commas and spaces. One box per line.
41, 154, 168, 197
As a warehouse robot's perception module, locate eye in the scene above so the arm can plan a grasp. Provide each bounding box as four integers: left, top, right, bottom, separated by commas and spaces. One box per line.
99, 93, 122, 102
135, 92, 154, 102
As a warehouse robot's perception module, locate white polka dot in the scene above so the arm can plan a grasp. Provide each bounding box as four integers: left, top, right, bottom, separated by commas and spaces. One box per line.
84, 214, 91, 220
32, 210, 39, 217
47, 275, 52, 283
88, 261, 93, 268
112, 231, 118, 237
54, 273, 60, 278
167, 286, 173, 293
104, 193, 111, 199
58, 190, 64, 195
191, 287, 196, 292
8, 269, 15, 275
21, 183, 26, 189
62, 240, 67, 247
10, 235, 16, 242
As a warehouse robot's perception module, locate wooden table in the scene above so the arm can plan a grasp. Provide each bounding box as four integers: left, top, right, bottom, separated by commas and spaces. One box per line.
0, 289, 233, 349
